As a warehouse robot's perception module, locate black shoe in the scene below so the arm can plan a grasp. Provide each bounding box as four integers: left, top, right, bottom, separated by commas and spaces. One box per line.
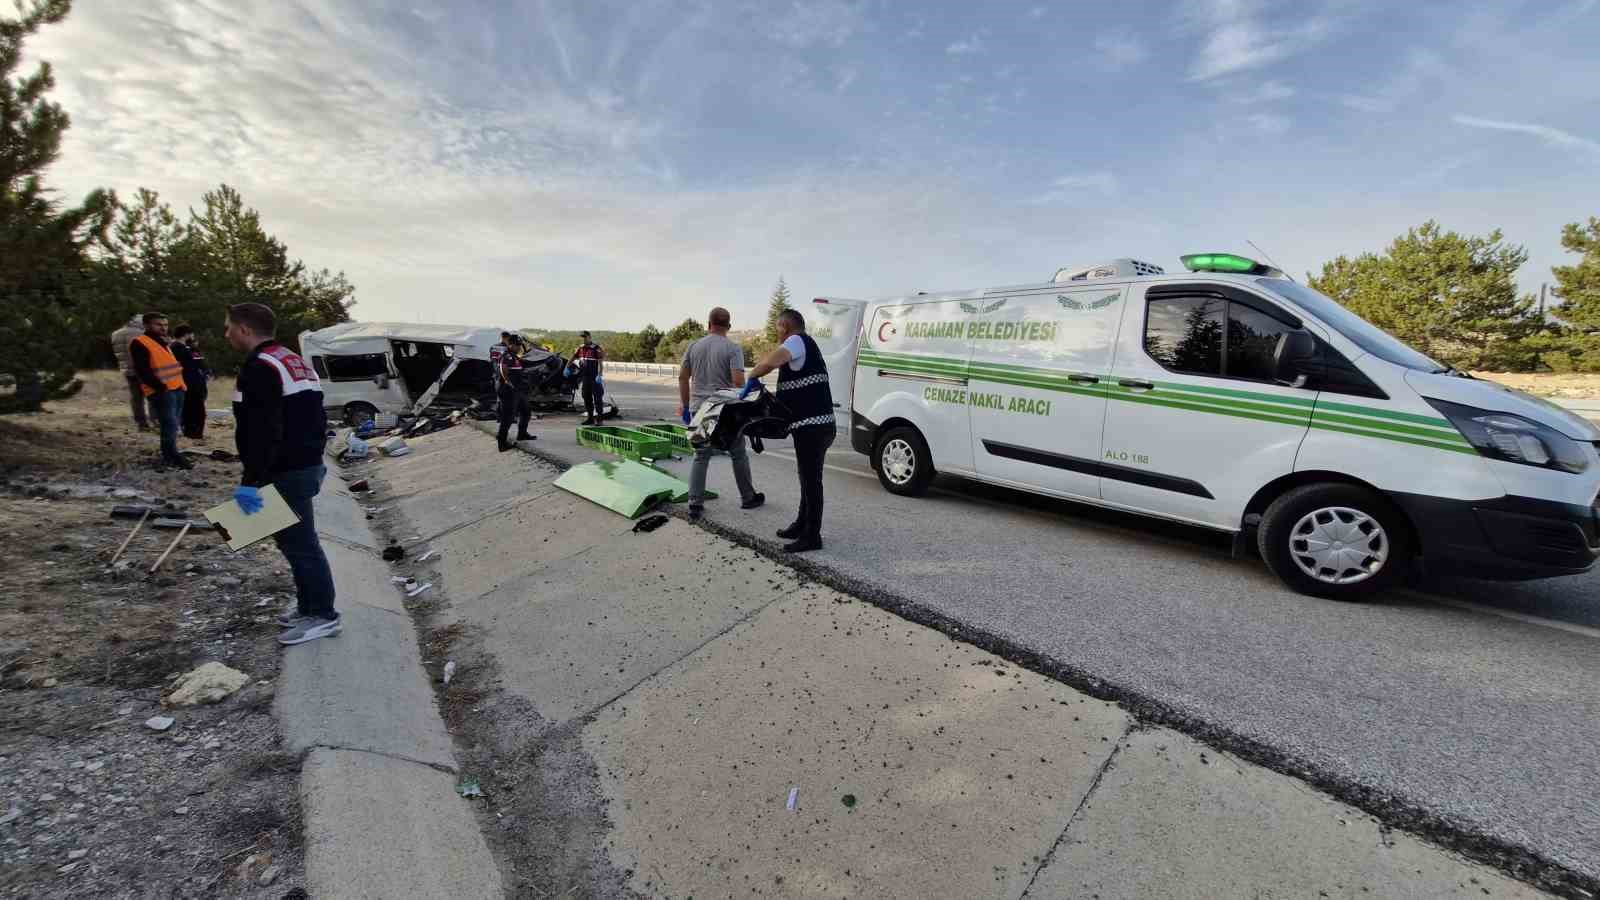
516, 433, 536, 441
167, 457, 194, 470
776, 523, 803, 540
498, 440, 512, 452
581, 417, 596, 426
687, 506, 703, 522
740, 492, 765, 510
783, 537, 822, 553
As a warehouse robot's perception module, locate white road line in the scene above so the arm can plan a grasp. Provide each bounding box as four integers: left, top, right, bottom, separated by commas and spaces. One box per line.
761, 449, 878, 480
1411, 593, 1600, 640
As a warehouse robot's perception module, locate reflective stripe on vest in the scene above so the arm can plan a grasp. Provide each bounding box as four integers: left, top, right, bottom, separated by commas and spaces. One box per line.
132, 335, 185, 396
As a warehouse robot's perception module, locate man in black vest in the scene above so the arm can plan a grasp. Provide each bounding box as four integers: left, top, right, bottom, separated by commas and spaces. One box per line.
745, 308, 835, 553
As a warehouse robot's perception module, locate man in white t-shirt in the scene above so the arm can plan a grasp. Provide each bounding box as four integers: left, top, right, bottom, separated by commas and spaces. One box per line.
678, 307, 763, 520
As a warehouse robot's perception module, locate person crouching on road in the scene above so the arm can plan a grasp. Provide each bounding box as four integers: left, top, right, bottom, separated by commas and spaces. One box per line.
171, 324, 212, 440
497, 335, 536, 452
224, 302, 341, 647
130, 311, 190, 469
679, 306, 763, 521
743, 308, 834, 553
573, 329, 605, 425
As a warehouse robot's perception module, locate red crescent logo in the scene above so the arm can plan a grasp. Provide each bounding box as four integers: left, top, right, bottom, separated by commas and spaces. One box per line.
877, 321, 896, 343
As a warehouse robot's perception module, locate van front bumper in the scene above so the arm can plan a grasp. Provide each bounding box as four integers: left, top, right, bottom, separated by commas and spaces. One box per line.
1393, 491, 1600, 580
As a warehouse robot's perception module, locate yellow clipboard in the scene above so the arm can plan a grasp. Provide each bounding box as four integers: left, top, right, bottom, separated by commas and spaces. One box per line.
204, 485, 301, 550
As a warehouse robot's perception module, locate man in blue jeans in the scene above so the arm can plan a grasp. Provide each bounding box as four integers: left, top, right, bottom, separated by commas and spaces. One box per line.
223, 302, 341, 646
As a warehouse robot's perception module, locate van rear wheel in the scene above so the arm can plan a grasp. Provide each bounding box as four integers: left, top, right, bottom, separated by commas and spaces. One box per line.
874, 426, 934, 496
1257, 483, 1411, 600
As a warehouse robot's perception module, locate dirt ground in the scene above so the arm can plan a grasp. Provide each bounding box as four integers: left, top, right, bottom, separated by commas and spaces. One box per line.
0, 371, 305, 898
1470, 371, 1600, 399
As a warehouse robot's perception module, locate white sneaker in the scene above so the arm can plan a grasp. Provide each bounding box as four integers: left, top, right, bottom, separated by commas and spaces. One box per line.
278, 617, 342, 646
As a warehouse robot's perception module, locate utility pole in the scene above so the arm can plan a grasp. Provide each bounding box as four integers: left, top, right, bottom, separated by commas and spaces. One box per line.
1538, 283, 1547, 320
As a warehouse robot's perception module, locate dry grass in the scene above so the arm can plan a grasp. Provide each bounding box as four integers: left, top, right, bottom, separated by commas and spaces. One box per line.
0, 369, 237, 472
1470, 371, 1600, 400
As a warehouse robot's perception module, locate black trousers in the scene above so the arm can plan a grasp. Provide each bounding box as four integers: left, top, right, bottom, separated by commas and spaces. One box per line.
790, 425, 835, 541
181, 386, 207, 439
497, 387, 530, 443
580, 376, 601, 418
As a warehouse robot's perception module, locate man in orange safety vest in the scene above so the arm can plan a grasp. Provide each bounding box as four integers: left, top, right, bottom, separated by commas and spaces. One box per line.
130, 312, 191, 469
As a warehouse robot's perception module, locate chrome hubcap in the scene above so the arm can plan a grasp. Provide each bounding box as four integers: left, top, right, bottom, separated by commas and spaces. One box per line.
1289, 506, 1389, 585
882, 439, 916, 485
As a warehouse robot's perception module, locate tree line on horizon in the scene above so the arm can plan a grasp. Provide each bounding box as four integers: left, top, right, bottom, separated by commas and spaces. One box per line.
0, 1, 353, 413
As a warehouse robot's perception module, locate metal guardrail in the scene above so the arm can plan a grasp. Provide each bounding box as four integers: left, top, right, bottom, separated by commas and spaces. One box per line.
606, 362, 680, 376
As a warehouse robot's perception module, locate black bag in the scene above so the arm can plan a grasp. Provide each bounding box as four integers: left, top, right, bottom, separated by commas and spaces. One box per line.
703, 387, 791, 454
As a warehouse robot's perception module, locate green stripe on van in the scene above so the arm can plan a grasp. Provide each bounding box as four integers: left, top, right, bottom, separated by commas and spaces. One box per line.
857, 349, 1473, 454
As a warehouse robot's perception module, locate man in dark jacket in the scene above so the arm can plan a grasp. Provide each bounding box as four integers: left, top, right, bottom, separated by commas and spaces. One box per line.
171, 324, 212, 439
223, 302, 340, 646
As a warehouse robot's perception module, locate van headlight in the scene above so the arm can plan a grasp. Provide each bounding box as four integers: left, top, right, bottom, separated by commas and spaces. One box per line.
1425, 399, 1591, 474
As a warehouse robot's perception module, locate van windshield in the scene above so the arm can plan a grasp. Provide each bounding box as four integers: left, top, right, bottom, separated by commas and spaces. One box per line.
1256, 279, 1445, 373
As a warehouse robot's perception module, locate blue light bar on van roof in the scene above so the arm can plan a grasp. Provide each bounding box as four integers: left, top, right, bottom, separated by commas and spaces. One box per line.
1180, 253, 1271, 275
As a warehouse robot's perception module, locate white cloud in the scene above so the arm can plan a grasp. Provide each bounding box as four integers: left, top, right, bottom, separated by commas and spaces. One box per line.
1243, 80, 1295, 102
766, 0, 867, 48
1339, 94, 1393, 113
1246, 112, 1291, 135
946, 34, 984, 56
1035, 173, 1120, 203
1093, 30, 1149, 69
1184, 0, 1333, 81
1452, 115, 1600, 158
1028, 6, 1048, 18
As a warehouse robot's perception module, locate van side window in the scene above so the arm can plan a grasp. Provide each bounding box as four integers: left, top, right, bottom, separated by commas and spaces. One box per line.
324, 353, 389, 382
310, 356, 329, 378
1146, 296, 1223, 375
1226, 303, 1291, 381
1145, 294, 1292, 382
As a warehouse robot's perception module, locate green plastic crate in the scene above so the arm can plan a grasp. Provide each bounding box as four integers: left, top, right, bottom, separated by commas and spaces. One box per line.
576, 425, 674, 461
639, 423, 692, 452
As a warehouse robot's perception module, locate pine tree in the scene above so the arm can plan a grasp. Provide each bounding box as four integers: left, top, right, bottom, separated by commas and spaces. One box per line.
0, 0, 116, 412
1308, 221, 1541, 371
763, 276, 792, 344
1539, 217, 1600, 372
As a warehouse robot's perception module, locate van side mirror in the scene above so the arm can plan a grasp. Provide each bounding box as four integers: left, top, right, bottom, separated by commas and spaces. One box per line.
1273, 330, 1316, 388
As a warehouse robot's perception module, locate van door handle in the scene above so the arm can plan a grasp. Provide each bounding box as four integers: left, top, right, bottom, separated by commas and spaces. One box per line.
1067, 374, 1099, 385
1117, 379, 1154, 391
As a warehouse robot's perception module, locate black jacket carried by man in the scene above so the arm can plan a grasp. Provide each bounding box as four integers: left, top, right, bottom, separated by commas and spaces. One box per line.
233, 340, 328, 487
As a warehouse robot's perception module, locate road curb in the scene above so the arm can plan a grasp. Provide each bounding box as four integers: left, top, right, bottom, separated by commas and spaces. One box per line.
271, 472, 502, 898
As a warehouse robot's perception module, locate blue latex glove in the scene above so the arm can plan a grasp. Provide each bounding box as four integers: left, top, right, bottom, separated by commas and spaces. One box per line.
680, 407, 692, 425
594, 375, 603, 386
738, 378, 761, 400
563, 366, 575, 378
234, 485, 263, 515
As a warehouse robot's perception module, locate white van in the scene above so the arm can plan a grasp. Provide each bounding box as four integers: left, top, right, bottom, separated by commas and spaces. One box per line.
299, 322, 534, 427
847, 254, 1600, 599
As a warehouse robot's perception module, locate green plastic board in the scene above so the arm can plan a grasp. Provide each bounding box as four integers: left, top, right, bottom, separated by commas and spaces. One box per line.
639, 423, 693, 452
554, 459, 695, 518
575, 425, 674, 461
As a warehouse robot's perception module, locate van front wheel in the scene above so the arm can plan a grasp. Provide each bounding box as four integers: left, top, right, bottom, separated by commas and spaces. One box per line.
874, 427, 934, 496
1257, 484, 1411, 601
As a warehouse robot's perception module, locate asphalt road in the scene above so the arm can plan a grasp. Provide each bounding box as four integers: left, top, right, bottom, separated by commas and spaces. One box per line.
572, 377, 1600, 883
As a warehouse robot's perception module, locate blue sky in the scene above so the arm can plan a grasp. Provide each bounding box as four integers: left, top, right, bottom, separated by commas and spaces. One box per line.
28, 0, 1600, 331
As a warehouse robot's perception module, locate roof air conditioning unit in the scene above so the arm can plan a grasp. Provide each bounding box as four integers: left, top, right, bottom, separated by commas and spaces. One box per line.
1053, 258, 1165, 283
